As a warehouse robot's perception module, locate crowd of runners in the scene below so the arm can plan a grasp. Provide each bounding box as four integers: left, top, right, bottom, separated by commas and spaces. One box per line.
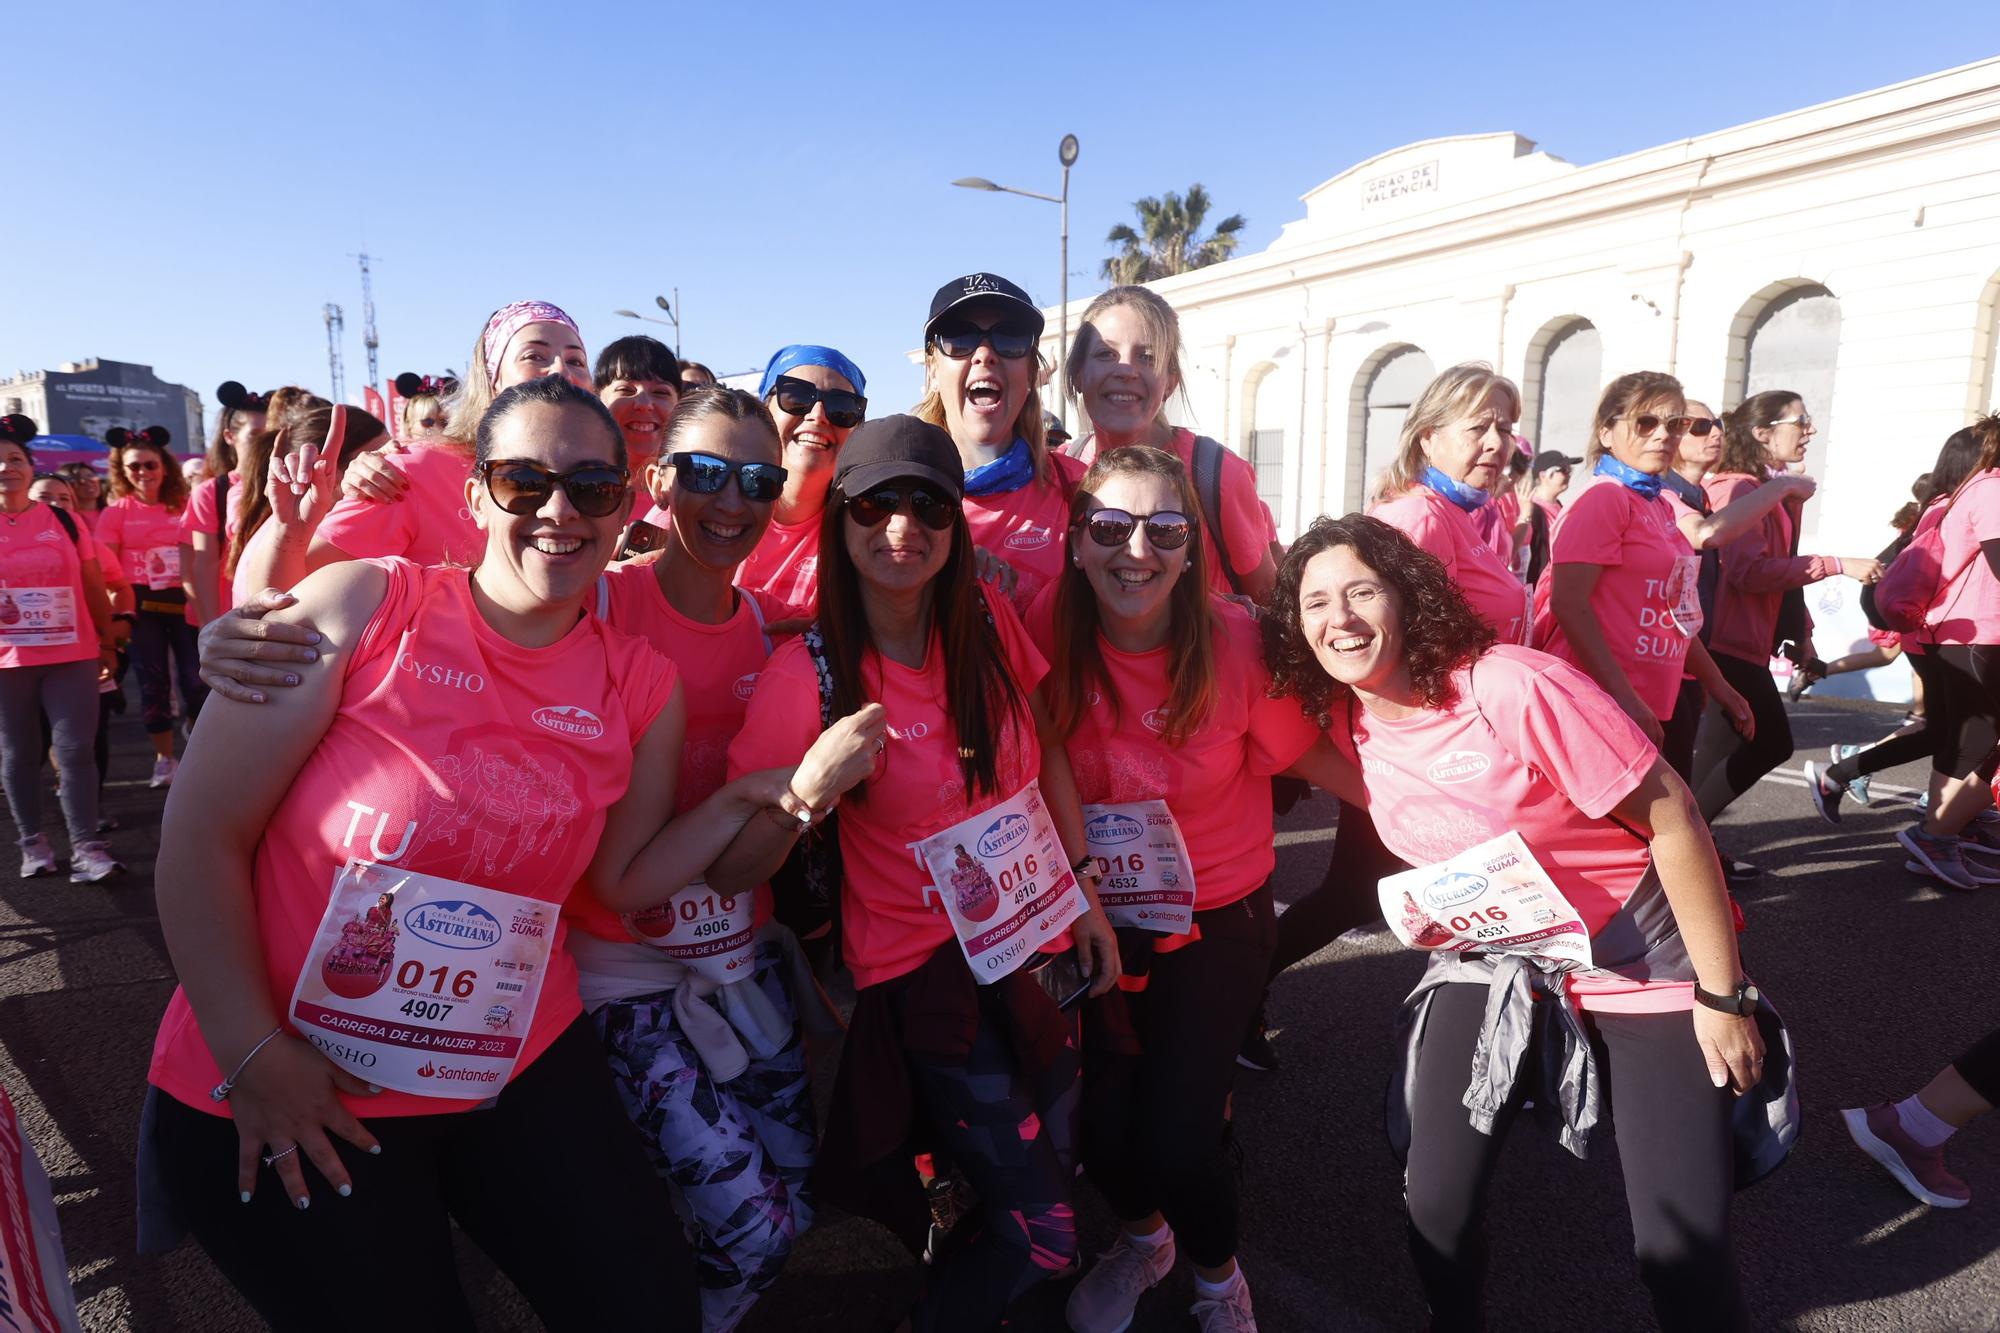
1, 279, 1995, 1332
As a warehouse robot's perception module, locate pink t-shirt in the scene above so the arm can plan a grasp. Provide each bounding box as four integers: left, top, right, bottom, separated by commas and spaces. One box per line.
1330, 645, 1686, 1013
1070, 429, 1278, 594
1370, 486, 1530, 644
567, 563, 801, 945
317, 439, 484, 569
1531, 478, 1700, 720
179, 472, 244, 623
1026, 593, 1318, 911
0, 503, 100, 670
736, 512, 823, 609
97, 497, 186, 595
1703, 472, 1833, 664
1472, 491, 1522, 569
147, 560, 679, 1118
726, 592, 1049, 988
964, 453, 1086, 613
1928, 470, 2000, 646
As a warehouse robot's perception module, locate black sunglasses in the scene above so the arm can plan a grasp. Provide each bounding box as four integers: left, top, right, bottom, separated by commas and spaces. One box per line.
844, 484, 957, 532
478, 459, 630, 518
1081, 508, 1193, 551
770, 376, 867, 430
1684, 417, 1721, 436
929, 322, 1036, 361
1615, 414, 1695, 437
666, 451, 788, 502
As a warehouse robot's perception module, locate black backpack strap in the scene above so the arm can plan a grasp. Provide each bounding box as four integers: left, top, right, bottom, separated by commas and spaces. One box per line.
49, 505, 79, 546
1192, 435, 1242, 595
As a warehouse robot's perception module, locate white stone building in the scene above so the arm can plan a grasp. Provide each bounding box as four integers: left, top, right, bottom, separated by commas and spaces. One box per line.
1039, 56, 2000, 565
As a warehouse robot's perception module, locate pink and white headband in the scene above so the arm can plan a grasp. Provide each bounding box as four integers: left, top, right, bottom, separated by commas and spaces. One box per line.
481, 301, 580, 384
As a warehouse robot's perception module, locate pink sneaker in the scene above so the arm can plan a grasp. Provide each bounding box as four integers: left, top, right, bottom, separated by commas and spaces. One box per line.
1842, 1104, 1970, 1208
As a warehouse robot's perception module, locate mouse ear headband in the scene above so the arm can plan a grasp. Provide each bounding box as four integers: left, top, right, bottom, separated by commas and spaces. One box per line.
106, 425, 172, 449
216, 381, 271, 413
1, 414, 41, 445
394, 371, 461, 398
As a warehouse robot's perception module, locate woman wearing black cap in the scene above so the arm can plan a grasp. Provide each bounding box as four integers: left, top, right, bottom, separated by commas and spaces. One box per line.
915, 272, 1088, 611
714, 414, 1120, 1333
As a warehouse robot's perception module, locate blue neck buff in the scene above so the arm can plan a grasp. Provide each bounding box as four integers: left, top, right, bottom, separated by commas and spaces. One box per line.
1420, 465, 1489, 513
963, 437, 1037, 497
1594, 453, 1663, 499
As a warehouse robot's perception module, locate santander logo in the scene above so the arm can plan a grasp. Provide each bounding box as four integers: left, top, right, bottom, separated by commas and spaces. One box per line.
533, 704, 605, 740
1426, 749, 1492, 785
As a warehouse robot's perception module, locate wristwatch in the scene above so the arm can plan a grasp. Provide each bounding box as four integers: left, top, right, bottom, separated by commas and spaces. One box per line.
1692, 980, 1760, 1016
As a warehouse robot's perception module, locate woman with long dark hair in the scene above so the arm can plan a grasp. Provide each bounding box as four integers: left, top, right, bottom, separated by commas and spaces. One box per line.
713, 414, 1119, 1332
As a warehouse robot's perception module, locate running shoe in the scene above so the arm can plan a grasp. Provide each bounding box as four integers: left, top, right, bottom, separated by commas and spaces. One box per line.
1238, 1017, 1279, 1073
1897, 827, 1984, 891
1960, 819, 2000, 853
1067, 1230, 1178, 1333
1976, 807, 2000, 827
1803, 761, 1843, 826
921, 1170, 973, 1267
1841, 1104, 1970, 1208
1723, 858, 1761, 884
18, 835, 56, 879
1831, 744, 1874, 806
1917, 790, 1931, 814
150, 756, 177, 789
69, 841, 122, 885
1190, 1276, 1258, 1333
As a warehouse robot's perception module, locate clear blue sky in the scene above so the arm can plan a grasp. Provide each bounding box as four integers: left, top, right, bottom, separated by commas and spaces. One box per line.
7, 2, 1994, 434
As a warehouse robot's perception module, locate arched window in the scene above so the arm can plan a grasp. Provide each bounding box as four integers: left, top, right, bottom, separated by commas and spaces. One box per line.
1741, 283, 1841, 535
1357, 346, 1434, 504
1531, 320, 1602, 457
1248, 363, 1289, 516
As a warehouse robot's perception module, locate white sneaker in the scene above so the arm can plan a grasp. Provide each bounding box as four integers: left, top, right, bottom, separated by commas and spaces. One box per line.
1191, 1274, 1258, 1332
1066, 1229, 1177, 1333
150, 756, 177, 789
19, 835, 56, 878
69, 841, 122, 884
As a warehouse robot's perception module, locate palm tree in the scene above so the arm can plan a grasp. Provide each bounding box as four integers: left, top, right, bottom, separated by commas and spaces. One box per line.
1100, 184, 1247, 284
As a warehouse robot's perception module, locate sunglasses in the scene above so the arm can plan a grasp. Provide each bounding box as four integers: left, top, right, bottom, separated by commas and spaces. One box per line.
770, 376, 867, 430
1684, 417, 1721, 437
1768, 416, 1814, 431
122, 459, 162, 474
1616, 414, 1695, 437
478, 459, 630, 518
929, 322, 1036, 360
843, 484, 957, 531
1081, 508, 1193, 550
666, 451, 788, 503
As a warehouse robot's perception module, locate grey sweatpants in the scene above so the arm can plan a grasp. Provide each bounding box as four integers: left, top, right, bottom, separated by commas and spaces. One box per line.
0, 659, 101, 848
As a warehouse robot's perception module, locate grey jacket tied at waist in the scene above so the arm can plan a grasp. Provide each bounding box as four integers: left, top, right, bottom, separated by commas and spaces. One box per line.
1388, 861, 1693, 1162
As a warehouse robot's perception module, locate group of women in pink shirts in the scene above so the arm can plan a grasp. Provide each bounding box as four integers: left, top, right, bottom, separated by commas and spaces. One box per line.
115, 276, 1955, 1333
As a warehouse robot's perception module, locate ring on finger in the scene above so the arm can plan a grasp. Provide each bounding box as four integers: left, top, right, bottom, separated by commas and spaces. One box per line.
262, 1144, 300, 1168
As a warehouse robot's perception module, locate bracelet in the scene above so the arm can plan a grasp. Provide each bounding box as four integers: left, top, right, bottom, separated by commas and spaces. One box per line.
210, 1026, 285, 1103
1071, 854, 1100, 878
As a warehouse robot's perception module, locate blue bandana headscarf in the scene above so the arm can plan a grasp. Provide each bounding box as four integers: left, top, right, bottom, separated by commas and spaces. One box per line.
758, 344, 867, 400
963, 437, 1037, 496
1593, 453, 1663, 499
1420, 465, 1490, 513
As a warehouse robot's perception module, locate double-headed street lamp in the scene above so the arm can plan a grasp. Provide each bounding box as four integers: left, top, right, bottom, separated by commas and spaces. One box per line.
953, 133, 1080, 429
612, 291, 681, 357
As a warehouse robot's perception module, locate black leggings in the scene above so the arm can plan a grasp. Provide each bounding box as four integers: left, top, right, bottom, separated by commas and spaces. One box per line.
1926, 645, 2000, 782
1083, 884, 1275, 1267
1404, 984, 1744, 1332
1269, 802, 1406, 979
1955, 1026, 2000, 1106
147, 1018, 697, 1333
1662, 678, 1704, 784
1693, 652, 1793, 822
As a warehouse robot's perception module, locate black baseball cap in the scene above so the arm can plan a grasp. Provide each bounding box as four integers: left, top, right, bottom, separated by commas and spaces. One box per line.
1533, 450, 1582, 475
925, 272, 1045, 341
834, 414, 966, 502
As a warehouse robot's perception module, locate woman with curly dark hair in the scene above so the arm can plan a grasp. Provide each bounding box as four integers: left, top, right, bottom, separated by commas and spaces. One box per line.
1265, 513, 1774, 1333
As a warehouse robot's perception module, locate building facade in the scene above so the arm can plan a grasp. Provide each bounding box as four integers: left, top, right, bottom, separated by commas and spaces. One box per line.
0, 359, 203, 452
1038, 57, 2000, 565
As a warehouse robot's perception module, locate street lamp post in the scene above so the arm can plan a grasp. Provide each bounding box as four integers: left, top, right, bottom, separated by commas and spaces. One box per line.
952, 134, 1080, 429
611, 289, 681, 357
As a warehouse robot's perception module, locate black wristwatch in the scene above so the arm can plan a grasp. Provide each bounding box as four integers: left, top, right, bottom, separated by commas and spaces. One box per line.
1692, 980, 1760, 1016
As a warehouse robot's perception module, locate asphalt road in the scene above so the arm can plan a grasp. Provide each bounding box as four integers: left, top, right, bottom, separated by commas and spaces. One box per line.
3, 694, 1997, 1332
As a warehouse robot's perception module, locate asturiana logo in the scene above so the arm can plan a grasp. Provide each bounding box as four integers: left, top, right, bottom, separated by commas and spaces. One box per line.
733, 673, 759, 702
1004, 528, 1051, 552
1421, 872, 1487, 911
533, 704, 605, 740
977, 812, 1031, 858
1086, 812, 1144, 846
1141, 708, 1171, 734
1426, 749, 1491, 785
404, 900, 503, 951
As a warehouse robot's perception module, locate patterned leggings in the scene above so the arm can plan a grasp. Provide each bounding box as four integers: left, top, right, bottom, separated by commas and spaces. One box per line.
907, 1003, 1082, 1333
592, 942, 816, 1333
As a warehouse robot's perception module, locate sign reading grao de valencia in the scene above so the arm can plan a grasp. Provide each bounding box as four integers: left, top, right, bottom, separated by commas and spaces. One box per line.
1363, 161, 1439, 208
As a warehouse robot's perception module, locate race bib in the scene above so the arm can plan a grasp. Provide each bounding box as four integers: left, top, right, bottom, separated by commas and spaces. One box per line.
132, 544, 181, 590
1662, 553, 1702, 638
1377, 831, 1593, 969
912, 780, 1088, 983
288, 860, 558, 1097
622, 880, 756, 984
0, 588, 77, 647
1081, 800, 1195, 934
